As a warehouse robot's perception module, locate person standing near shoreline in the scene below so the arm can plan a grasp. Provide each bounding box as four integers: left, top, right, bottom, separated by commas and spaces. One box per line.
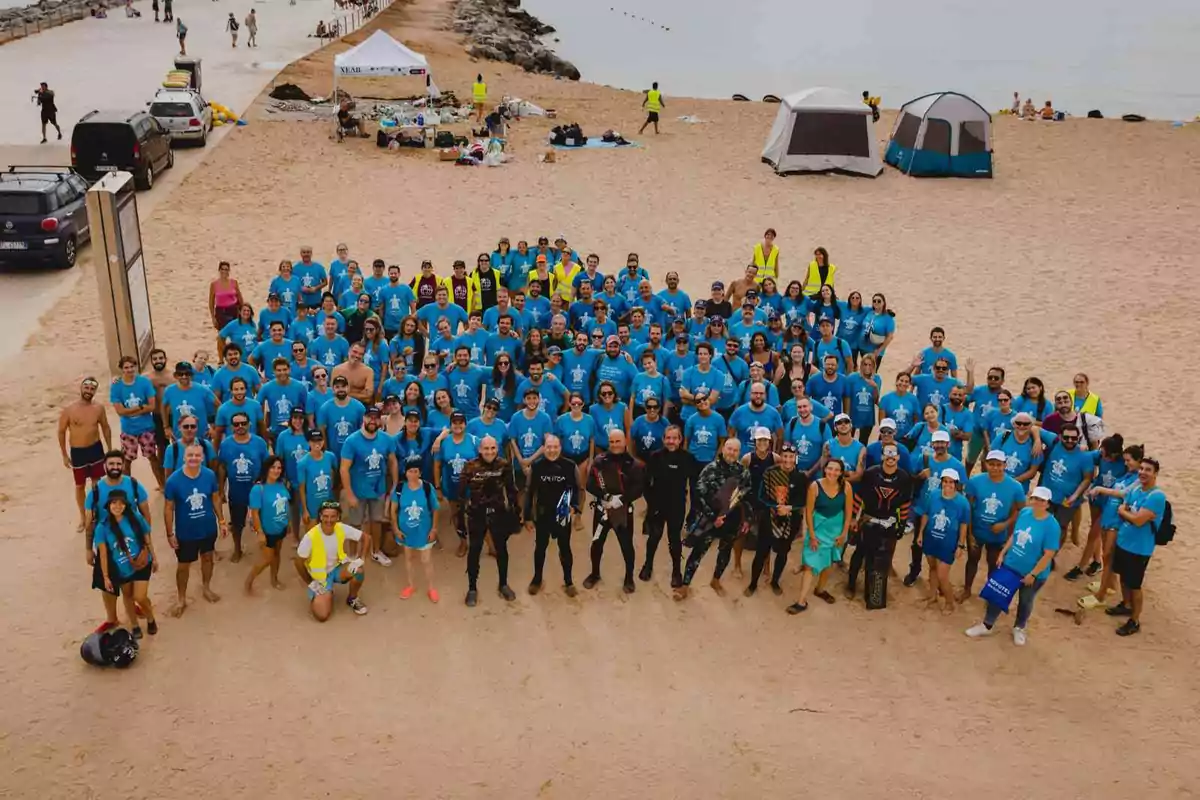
226, 12, 240, 47
639, 82, 664, 135
176, 18, 188, 55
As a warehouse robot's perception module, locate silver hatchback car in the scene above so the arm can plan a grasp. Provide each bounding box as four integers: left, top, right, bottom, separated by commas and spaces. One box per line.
149, 89, 213, 146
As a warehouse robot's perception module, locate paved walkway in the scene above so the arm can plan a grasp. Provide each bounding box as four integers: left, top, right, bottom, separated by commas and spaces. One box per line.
0, 0, 350, 363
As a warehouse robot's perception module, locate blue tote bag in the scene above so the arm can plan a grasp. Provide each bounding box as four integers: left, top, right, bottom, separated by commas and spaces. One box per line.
979, 565, 1024, 612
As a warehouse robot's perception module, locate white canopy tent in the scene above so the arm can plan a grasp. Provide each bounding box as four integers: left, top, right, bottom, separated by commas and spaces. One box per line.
332, 30, 437, 99
761, 87, 881, 177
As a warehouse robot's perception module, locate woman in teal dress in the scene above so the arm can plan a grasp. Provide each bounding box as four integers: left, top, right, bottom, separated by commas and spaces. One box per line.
788, 459, 853, 613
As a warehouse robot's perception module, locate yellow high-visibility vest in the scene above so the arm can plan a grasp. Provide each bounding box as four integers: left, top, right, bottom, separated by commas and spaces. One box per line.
304, 524, 347, 582
551, 261, 581, 300
802, 261, 837, 296
1068, 389, 1100, 416
752, 243, 779, 282
646, 89, 662, 112
473, 81, 487, 104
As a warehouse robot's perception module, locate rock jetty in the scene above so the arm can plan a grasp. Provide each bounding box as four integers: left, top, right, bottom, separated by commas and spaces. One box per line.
0, 0, 112, 42
452, 0, 580, 81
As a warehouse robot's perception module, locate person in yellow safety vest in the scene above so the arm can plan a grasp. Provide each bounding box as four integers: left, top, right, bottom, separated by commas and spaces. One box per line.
752, 227, 780, 283
467, 252, 502, 312
551, 246, 582, 302
527, 254, 558, 298
293, 501, 368, 621
803, 246, 838, 296
1068, 373, 1103, 417
638, 81, 664, 135
472, 73, 487, 123
441, 261, 475, 312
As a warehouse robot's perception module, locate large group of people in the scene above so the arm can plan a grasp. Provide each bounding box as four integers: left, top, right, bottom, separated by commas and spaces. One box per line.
64, 230, 1172, 646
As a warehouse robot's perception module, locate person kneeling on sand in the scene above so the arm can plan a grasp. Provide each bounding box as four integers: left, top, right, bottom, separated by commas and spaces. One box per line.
294, 501, 369, 620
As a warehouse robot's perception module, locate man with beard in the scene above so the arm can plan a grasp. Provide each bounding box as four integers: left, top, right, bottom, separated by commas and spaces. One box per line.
594, 335, 637, 403
212, 343, 261, 403
846, 444, 915, 607
317, 376, 366, 460
339, 405, 395, 566
746, 442, 807, 597
84, 450, 153, 627
524, 435, 579, 596
640, 424, 689, 586
461, 436, 522, 606
656, 271, 692, 325
583, 430, 646, 593
111, 356, 165, 487
145, 348, 173, 457
676, 437, 751, 601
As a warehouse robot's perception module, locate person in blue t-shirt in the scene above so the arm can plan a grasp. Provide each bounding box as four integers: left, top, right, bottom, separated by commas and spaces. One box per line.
630, 350, 671, 415
682, 393, 725, 523
806, 355, 848, 418
810, 318, 853, 374
163, 442, 225, 615
940, 385, 975, 463
256, 294, 294, 339
845, 356, 882, 442
389, 455, 441, 602
593, 337, 637, 400
294, 247, 328, 309
215, 377, 266, 446
556, 394, 597, 466
515, 358, 568, 417
629, 400, 668, 460
216, 413, 270, 561
1106, 458, 1167, 635
110, 358, 161, 479
211, 344, 261, 402
560, 334, 600, 403
995, 413, 1048, 489
967, 488, 1060, 644
274, 410, 310, 483
378, 266, 417, 335
249, 322, 293, 377
434, 414, 480, 550
219, 304, 260, 354
917, 468, 971, 612
287, 305, 319, 347
310, 316, 350, 370
162, 363, 217, 440
963, 450, 1026, 598
1039, 426, 1095, 534
467, 399, 509, 452
864, 419, 913, 472
445, 347, 488, 419
524, 282, 553, 330
509, 391, 554, 478
417, 286, 469, 336
878, 372, 922, 441
244, 456, 291, 592
339, 408, 394, 563
297, 431, 339, 524
589, 381, 629, 452
910, 353, 963, 410
727, 385, 783, 457
92, 489, 157, 635
258, 359, 308, 437
316, 377, 365, 458
484, 317, 524, 368
269, 261, 303, 314
916, 327, 959, 376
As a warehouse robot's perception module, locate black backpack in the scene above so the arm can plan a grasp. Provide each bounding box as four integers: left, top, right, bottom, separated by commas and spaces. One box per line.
433, 130, 456, 149
91, 477, 142, 516
1153, 496, 1175, 545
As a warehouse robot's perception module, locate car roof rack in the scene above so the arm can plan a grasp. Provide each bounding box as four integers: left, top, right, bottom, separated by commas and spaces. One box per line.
4, 165, 77, 176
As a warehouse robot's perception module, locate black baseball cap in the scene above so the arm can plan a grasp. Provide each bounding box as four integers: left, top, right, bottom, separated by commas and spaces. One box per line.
404, 409, 422, 420
307, 429, 325, 441
483, 398, 501, 410
174, 362, 193, 374
332, 375, 349, 386
384, 393, 401, 404
290, 407, 306, 418
365, 404, 383, 416
404, 455, 423, 471
450, 411, 467, 423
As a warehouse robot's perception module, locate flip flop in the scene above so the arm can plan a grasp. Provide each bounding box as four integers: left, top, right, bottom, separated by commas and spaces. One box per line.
814, 590, 836, 605
1077, 594, 1102, 610
399, 586, 415, 600
1086, 580, 1102, 594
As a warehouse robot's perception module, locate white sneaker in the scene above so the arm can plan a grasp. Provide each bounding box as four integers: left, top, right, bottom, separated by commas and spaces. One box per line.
371, 551, 393, 567
1012, 627, 1028, 646
965, 622, 995, 638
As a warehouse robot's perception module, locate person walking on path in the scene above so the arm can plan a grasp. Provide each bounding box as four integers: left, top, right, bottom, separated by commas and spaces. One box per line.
226, 13, 240, 47
639, 82, 664, 135
176, 18, 188, 55
244, 9, 258, 47
163, 0, 173, 22
33, 82, 62, 143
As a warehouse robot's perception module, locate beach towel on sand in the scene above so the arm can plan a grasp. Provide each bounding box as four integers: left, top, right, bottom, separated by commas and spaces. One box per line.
551, 139, 640, 150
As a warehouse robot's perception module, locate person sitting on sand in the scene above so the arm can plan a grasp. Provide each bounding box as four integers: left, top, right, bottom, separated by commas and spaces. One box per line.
1021, 98, 1036, 119
337, 100, 369, 138
1041, 101, 1055, 120
314, 20, 327, 37
294, 501, 369, 620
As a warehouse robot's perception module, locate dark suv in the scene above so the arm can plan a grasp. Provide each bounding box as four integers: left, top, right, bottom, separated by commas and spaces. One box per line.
0, 166, 91, 269
71, 110, 174, 190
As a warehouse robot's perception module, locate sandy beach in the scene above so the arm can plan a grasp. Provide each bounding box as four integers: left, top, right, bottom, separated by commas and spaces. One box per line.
2, 0, 1199, 795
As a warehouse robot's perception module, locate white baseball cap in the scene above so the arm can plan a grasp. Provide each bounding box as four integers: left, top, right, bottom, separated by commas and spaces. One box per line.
753, 426, 772, 440
1030, 486, 1052, 501
834, 413, 852, 424
985, 449, 1007, 462
940, 468, 961, 482
879, 418, 897, 430
931, 430, 951, 443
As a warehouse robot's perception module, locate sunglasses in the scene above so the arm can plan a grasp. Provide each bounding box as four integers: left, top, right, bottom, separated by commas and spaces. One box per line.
233, 421, 249, 427
645, 404, 660, 410
181, 424, 197, 430
1061, 436, 1079, 442
934, 366, 949, 371
1014, 422, 1032, 427
599, 391, 615, 397
987, 374, 1002, 381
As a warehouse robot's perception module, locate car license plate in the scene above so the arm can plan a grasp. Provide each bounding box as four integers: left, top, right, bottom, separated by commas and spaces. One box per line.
0, 241, 28, 250
96, 165, 118, 172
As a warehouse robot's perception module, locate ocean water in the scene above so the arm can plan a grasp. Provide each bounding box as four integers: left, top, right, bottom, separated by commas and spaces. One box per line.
521, 0, 1200, 120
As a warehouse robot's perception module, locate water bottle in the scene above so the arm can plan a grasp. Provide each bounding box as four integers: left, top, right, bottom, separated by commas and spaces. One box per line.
416, 113, 424, 127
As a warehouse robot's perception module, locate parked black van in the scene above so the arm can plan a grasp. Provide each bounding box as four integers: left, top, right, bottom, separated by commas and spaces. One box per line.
71, 110, 174, 190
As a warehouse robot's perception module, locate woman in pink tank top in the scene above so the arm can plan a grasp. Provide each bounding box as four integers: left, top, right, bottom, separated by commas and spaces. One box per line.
209, 260, 244, 351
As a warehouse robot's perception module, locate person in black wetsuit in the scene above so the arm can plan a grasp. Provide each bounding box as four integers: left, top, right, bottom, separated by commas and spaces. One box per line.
524, 435, 579, 596
747, 442, 808, 596
461, 436, 521, 607
583, 430, 645, 594
676, 437, 751, 601
846, 444, 915, 608
737, 427, 776, 578
639, 424, 689, 587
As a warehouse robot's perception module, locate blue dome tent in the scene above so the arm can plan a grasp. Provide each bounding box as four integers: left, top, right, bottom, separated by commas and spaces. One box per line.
884, 91, 993, 178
